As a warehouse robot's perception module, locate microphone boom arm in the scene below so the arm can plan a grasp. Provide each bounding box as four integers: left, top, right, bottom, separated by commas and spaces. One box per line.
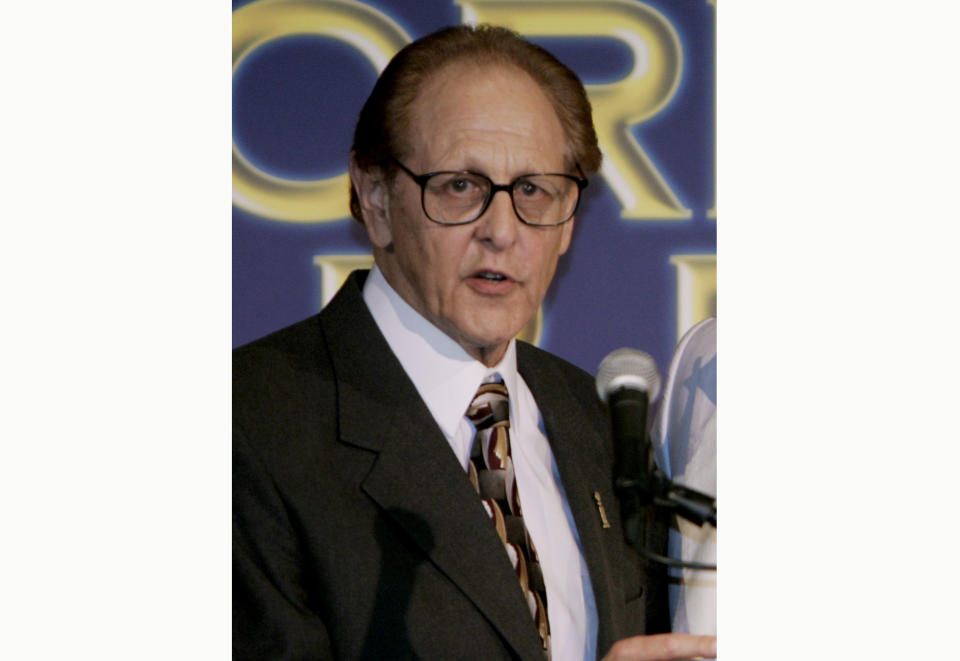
616, 467, 717, 529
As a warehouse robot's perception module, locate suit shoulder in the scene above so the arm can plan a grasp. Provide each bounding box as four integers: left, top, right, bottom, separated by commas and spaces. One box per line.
234, 314, 332, 385
233, 314, 337, 450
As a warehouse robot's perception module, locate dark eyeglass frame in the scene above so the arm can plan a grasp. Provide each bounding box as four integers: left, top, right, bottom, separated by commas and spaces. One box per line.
390, 158, 588, 227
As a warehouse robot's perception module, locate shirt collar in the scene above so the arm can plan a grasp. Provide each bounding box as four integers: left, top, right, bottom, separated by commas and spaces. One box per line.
362, 265, 519, 440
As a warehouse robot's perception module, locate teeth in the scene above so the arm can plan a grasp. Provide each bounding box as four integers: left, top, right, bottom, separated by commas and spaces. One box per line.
478, 272, 506, 281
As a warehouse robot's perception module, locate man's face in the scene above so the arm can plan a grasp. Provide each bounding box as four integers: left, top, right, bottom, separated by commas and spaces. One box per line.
358, 62, 576, 366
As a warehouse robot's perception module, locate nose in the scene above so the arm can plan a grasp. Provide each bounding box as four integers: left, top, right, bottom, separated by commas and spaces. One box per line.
474, 188, 519, 250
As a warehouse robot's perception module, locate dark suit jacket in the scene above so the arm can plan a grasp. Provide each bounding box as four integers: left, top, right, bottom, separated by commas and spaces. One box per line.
233, 271, 664, 660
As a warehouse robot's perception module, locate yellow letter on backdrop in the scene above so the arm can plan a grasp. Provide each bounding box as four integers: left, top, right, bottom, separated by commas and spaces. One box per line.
232, 0, 410, 223
457, 0, 688, 220
670, 254, 716, 340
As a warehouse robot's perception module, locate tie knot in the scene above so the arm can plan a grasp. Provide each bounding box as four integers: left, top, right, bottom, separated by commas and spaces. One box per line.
466, 382, 509, 430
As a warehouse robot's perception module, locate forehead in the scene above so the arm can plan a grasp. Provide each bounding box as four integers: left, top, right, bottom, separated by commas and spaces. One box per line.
403, 61, 568, 173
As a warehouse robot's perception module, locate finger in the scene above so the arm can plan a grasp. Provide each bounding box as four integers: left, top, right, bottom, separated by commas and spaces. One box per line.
603, 633, 718, 661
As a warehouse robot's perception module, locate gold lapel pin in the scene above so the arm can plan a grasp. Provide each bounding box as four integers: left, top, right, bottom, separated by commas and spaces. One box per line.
593, 491, 611, 529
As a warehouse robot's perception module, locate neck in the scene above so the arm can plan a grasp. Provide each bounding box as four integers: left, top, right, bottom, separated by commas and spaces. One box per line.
468, 342, 509, 368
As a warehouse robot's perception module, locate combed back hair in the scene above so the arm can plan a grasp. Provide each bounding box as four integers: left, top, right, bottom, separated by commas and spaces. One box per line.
349, 24, 602, 223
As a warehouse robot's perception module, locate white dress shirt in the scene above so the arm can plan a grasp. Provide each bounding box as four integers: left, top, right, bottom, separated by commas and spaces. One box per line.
363, 265, 598, 661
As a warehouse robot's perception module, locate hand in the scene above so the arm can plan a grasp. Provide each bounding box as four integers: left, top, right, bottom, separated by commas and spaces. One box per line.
602, 633, 717, 661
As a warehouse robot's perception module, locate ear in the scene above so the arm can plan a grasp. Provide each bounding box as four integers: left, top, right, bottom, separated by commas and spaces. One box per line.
557, 216, 575, 256
349, 155, 393, 249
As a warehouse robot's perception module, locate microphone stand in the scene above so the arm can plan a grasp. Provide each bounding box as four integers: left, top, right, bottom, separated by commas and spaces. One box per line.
648, 468, 716, 529
616, 467, 717, 570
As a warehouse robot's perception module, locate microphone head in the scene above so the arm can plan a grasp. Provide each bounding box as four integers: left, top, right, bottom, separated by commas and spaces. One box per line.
596, 348, 661, 404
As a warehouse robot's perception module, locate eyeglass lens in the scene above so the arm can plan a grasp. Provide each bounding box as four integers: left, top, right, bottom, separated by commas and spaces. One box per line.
422, 172, 579, 225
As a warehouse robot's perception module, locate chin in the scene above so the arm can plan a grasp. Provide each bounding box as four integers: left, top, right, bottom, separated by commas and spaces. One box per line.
448, 311, 532, 356
463, 326, 523, 354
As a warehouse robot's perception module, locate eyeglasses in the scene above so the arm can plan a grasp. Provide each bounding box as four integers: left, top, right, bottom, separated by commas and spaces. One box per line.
391, 158, 588, 227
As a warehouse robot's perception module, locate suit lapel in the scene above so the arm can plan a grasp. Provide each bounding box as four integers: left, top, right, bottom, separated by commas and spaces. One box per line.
320, 273, 545, 661
518, 343, 627, 655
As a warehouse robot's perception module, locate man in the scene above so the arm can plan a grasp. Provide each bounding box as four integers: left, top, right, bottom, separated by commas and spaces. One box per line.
234, 25, 716, 660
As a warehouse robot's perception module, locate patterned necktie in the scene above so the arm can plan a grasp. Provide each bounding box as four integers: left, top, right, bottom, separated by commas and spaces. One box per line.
466, 381, 550, 656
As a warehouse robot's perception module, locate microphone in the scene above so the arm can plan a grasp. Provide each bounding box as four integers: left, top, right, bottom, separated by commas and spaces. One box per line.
596, 348, 661, 547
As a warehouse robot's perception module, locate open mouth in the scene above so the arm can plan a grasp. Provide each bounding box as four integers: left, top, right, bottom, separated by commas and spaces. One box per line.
475, 271, 507, 282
